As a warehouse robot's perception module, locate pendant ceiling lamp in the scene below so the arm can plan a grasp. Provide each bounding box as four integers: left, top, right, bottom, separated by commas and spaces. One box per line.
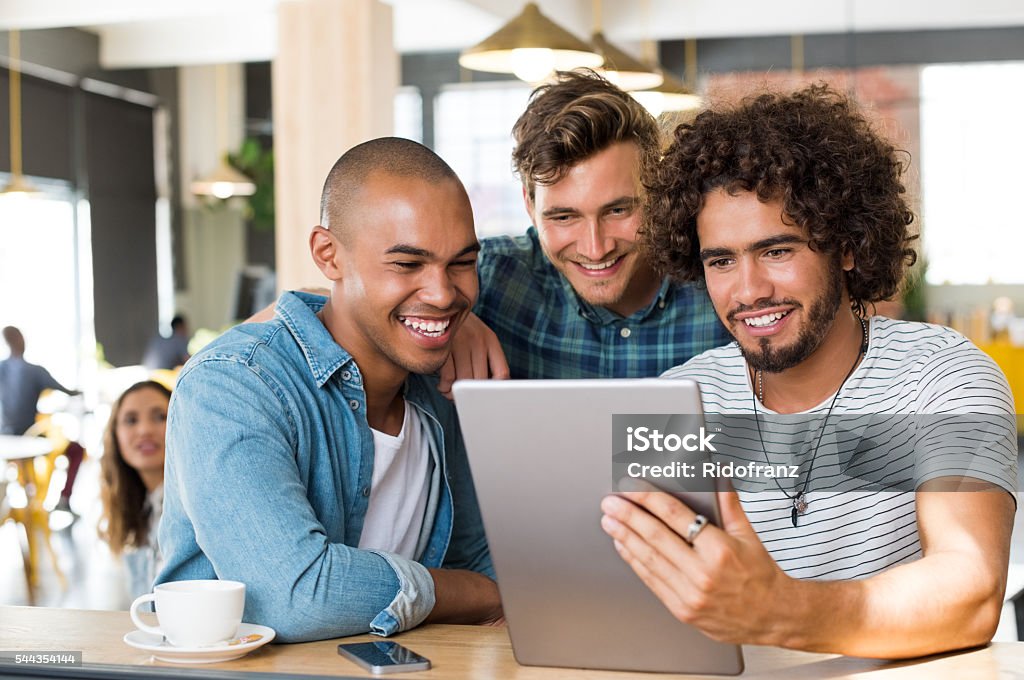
191, 64, 255, 200
191, 160, 256, 200
459, 3, 604, 83
2, 29, 41, 197
590, 0, 662, 91
591, 32, 663, 91
631, 39, 703, 116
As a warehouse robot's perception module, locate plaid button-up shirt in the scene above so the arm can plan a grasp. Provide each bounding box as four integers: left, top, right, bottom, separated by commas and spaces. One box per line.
475, 228, 732, 379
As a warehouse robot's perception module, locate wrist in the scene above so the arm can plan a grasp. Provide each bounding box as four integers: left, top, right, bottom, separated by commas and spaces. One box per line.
768, 577, 861, 652
426, 568, 501, 625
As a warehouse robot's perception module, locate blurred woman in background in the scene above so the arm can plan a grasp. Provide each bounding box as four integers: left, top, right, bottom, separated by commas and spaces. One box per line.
99, 380, 171, 599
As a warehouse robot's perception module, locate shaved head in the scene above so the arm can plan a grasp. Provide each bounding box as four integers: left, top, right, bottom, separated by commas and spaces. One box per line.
319, 137, 465, 241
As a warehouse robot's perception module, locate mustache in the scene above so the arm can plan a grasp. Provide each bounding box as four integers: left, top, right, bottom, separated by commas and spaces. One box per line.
567, 250, 630, 264
397, 302, 469, 318
725, 299, 802, 323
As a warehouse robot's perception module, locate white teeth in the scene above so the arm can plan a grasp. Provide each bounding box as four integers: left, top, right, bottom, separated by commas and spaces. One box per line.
743, 311, 788, 327
401, 317, 451, 337
579, 259, 617, 271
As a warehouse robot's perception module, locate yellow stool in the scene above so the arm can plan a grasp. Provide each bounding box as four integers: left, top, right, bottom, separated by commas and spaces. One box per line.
978, 342, 1024, 433
10, 419, 73, 600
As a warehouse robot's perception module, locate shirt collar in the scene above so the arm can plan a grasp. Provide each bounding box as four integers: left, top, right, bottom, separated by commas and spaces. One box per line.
563, 272, 674, 326
276, 290, 356, 387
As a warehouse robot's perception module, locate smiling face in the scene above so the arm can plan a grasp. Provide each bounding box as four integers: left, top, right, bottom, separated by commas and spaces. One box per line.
527, 142, 659, 316
697, 189, 852, 373
327, 171, 479, 379
115, 386, 169, 480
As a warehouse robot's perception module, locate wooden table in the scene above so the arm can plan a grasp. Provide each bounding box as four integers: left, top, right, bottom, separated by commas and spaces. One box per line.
2, 606, 1023, 679
0, 435, 60, 602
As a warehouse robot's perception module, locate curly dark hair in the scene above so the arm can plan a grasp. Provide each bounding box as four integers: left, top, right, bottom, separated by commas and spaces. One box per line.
512, 69, 659, 200
642, 83, 916, 317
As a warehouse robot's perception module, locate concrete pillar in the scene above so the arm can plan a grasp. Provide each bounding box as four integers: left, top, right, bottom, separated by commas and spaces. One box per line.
273, 0, 398, 290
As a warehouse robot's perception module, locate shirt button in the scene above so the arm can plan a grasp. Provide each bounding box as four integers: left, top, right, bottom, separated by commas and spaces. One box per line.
620, 327, 632, 338
341, 370, 352, 381
361, 486, 371, 497
658, 300, 666, 309
349, 399, 360, 411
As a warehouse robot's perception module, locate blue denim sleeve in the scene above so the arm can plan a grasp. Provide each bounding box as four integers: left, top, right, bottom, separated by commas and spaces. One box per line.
427, 393, 494, 579
441, 443, 495, 578
162, 357, 435, 641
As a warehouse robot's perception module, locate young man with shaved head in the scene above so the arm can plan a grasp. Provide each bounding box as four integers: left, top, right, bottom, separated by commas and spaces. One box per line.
600, 85, 1017, 658
158, 138, 501, 642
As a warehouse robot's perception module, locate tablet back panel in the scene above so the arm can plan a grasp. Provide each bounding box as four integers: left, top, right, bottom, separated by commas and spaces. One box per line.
453, 379, 743, 675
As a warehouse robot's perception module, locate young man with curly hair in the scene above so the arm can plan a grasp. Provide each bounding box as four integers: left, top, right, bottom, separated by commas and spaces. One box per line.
600, 85, 1017, 658
438, 70, 728, 387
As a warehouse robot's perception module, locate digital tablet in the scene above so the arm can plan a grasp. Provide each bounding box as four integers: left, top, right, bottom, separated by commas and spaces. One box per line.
452, 378, 743, 675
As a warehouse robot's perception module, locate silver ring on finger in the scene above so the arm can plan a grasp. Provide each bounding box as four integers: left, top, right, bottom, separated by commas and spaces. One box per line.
685, 514, 708, 545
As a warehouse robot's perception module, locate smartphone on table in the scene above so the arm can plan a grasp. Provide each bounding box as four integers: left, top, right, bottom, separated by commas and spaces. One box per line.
337, 641, 431, 674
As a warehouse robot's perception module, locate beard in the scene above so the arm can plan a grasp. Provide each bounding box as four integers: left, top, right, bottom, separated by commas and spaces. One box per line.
735, 256, 845, 373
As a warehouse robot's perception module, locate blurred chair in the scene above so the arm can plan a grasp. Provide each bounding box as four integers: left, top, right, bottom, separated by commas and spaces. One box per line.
149, 368, 180, 392
10, 417, 75, 596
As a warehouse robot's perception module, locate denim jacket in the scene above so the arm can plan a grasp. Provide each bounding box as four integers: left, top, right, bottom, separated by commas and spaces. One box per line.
156, 292, 493, 642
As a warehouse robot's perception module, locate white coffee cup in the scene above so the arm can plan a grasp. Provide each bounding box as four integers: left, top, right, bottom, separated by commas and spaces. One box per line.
130, 580, 245, 648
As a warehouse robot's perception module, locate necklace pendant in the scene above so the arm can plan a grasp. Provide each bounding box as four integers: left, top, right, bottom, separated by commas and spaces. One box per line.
792, 494, 809, 526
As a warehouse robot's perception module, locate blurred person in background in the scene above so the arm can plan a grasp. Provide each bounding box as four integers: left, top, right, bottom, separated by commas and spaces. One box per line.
0, 326, 81, 435
1, 325, 85, 517
99, 380, 171, 599
142, 315, 191, 370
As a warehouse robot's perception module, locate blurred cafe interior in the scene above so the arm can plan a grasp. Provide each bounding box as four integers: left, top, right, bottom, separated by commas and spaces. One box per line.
2, 0, 1024, 644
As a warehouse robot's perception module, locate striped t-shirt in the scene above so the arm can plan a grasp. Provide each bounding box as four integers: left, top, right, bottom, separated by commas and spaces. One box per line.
662, 316, 1018, 581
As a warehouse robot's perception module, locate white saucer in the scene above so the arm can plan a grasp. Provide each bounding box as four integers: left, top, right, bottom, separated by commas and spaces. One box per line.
123, 623, 276, 664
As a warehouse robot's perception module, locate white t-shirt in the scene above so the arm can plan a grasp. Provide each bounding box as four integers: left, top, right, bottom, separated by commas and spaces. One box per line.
358, 402, 433, 559
663, 317, 1017, 580
125, 484, 164, 600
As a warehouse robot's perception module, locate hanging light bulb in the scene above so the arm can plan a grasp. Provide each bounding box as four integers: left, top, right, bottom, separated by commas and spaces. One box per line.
192, 159, 257, 199
509, 48, 557, 83
2, 29, 41, 198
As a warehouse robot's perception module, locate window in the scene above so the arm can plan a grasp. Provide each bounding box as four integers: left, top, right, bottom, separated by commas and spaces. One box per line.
920, 62, 1024, 284
394, 86, 423, 144
434, 82, 533, 237
0, 188, 85, 387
